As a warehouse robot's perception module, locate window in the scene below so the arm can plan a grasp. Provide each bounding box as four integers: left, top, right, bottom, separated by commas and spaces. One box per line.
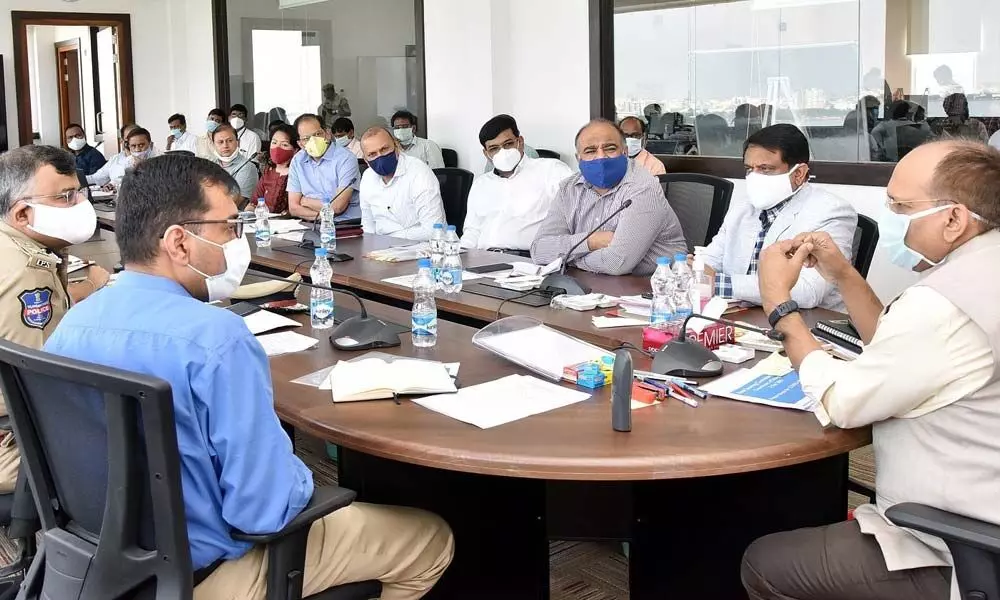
220, 0, 423, 137
612, 0, 1000, 165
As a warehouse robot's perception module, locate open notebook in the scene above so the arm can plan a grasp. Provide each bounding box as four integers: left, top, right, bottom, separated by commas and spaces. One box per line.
327, 357, 457, 402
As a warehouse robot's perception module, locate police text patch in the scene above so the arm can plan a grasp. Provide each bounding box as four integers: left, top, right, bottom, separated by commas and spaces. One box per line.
18, 288, 53, 329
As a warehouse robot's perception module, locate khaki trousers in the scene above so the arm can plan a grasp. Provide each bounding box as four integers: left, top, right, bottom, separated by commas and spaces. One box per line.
0, 432, 19, 494
195, 502, 453, 600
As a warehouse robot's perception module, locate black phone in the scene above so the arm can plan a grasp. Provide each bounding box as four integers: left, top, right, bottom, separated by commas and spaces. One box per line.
467, 263, 513, 275
226, 302, 262, 317
641, 292, 653, 300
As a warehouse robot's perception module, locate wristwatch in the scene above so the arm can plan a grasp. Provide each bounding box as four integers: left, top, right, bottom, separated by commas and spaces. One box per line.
767, 300, 800, 328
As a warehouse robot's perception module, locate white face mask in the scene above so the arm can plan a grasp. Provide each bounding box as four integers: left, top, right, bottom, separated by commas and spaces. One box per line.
67, 137, 87, 152
26, 200, 97, 245
185, 232, 251, 302
745, 164, 803, 211
625, 137, 643, 158
492, 147, 523, 173
230, 117, 245, 131
214, 148, 239, 164
394, 127, 414, 145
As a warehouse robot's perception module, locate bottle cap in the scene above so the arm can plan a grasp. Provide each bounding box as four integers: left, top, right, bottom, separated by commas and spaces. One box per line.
433, 223, 444, 229
446, 225, 457, 231
417, 258, 432, 268
257, 198, 265, 205
656, 256, 672, 266
315, 248, 328, 258
674, 253, 687, 263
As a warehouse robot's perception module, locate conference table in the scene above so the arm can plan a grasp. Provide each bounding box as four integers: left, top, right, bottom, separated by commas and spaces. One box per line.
267, 292, 871, 600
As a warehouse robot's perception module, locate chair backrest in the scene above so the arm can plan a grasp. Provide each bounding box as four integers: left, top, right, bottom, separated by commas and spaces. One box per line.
358, 158, 368, 175
441, 148, 459, 169
657, 173, 734, 252
434, 167, 474, 236
535, 149, 561, 160
852, 214, 879, 278
0, 339, 192, 600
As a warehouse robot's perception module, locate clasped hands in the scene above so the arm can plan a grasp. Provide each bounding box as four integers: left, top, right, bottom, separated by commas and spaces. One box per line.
758, 231, 853, 311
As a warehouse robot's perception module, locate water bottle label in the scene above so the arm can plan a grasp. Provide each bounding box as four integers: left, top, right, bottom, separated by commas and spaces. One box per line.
321, 231, 335, 243
256, 230, 271, 241
448, 268, 462, 286
438, 270, 454, 286
411, 313, 437, 337
650, 310, 671, 325
311, 299, 334, 320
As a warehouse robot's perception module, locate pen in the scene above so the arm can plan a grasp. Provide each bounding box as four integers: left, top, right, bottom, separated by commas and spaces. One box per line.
675, 380, 708, 400
668, 389, 700, 408
634, 370, 696, 385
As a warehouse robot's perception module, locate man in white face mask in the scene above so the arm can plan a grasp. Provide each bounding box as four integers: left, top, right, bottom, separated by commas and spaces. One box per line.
211, 124, 258, 209
64, 123, 106, 178
746, 142, 1000, 600
462, 114, 572, 255
700, 123, 857, 311
390, 110, 445, 169
619, 116, 665, 177
0, 145, 109, 492
43, 153, 454, 600
228, 104, 262, 159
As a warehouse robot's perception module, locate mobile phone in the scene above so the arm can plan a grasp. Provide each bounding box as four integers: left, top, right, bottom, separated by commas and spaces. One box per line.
641, 292, 653, 300
467, 263, 513, 275
226, 302, 262, 317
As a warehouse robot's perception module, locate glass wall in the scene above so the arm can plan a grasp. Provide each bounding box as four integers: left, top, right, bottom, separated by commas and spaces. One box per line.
223, 0, 421, 136
613, 0, 1000, 163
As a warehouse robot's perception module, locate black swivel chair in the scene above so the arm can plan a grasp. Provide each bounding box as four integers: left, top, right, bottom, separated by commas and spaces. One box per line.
657, 173, 734, 252
434, 168, 474, 236
0, 339, 380, 600
535, 149, 561, 160
852, 214, 879, 279
887, 503, 1000, 600
441, 148, 459, 169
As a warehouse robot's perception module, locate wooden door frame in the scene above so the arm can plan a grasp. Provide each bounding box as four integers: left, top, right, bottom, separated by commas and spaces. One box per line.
55, 39, 82, 139
11, 11, 135, 147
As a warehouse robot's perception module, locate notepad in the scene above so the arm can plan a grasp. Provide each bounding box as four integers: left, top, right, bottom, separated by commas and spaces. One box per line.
326, 358, 457, 402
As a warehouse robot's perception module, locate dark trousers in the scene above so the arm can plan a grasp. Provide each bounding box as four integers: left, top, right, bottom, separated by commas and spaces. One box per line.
741, 520, 952, 600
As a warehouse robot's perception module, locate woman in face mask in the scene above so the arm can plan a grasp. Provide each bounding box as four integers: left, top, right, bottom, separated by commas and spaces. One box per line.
253, 124, 298, 214
212, 124, 259, 209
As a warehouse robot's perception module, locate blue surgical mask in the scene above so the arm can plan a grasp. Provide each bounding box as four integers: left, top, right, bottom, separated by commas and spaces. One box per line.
334, 135, 351, 148
579, 155, 628, 189
369, 151, 399, 177
877, 204, 953, 270
170, 128, 184, 138
206, 120, 220, 133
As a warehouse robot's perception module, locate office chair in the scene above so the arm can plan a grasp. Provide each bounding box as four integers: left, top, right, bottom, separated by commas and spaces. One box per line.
357, 158, 368, 175
852, 214, 879, 278
0, 339, 380, 600
535, 149, 561, 160
0, 467, 38, 600
887, 503, 1000, 600
434, 167, 474, 236
441, 148, 459, 169
657, 173, 734, 252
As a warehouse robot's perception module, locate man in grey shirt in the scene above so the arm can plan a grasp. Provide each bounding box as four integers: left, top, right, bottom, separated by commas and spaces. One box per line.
530, 119, 686, 276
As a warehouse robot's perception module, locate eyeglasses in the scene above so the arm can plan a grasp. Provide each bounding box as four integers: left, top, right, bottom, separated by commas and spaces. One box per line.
485, 139, 519, 157
17, 187, 88, 206
884, 197, 951, 209
298, 132, 325, 143
177, 218, 248, 238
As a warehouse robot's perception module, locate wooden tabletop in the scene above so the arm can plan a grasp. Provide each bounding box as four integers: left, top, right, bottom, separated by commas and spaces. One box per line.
272, 295, 871, 481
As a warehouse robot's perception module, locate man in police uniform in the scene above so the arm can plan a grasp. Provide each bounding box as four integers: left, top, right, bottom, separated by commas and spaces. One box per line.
0, 145, 109, 492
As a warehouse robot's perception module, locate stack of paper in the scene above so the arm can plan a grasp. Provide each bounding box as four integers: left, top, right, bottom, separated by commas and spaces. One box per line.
510, 259, 562, 277
246, 219, 310, 235
412, 374, 591, 428
326, 357, 457, 402
382, 272, 484, 288
257, 331, 319, 357
365, 243, 431, 262
243, 310, 302, 335
474, 324, 612, 380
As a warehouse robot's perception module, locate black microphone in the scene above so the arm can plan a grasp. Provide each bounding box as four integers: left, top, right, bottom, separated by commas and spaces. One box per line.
244, 269, 402, 351
539, 199, 634, 296
650, 313, 784, 378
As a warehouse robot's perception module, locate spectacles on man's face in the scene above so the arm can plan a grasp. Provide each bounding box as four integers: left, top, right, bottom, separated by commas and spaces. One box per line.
18, 187, 88, 207
298, 131, 326, 144
485, 138, 519, 157
177, 218, 247, 238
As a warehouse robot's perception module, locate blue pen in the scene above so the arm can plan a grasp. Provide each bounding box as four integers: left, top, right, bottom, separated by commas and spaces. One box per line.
675, 380, 708, 400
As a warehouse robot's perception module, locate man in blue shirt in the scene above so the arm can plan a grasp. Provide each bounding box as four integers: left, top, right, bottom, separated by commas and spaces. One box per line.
65, 123, 107, 178
287, 113, 361, 222
44, 154, 453, 599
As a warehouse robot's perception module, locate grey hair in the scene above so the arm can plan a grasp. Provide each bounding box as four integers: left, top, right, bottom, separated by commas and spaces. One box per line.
0, 146, 77, 216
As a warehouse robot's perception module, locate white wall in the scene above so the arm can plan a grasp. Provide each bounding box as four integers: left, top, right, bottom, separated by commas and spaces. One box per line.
2, 0, 217, 152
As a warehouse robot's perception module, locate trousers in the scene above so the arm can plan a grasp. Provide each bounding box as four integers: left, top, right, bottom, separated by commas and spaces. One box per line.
741, 519, 951, 600
194, 502, 453, 600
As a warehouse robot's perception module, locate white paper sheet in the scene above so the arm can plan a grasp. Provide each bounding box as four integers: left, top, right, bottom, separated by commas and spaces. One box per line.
592, 316, 648, 329
257, 331, 319, 357
274, 231, 306, 243
243, 310, 302, 335
246, 219, 310, 234
510, 259, 561, 277
382, 272, 484, 288
412, 374, 591, 428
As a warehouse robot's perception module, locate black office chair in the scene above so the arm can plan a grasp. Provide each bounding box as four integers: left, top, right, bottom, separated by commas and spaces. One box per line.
434, 167, 474, 236
357, 158, 368, 175
852, 214, 879, 279
657, 173, 734, 252
0, 339, 380, 600
535, 149, 561, 160
441, 148, 459, 169
0, 467, 39, 600
887, 503, 1000, 600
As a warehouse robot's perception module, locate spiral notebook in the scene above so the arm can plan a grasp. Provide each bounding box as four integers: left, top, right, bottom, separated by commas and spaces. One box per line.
813, 319, 863, 354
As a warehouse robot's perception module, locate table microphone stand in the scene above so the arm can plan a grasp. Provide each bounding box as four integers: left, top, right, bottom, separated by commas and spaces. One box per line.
650, 313, 784, 378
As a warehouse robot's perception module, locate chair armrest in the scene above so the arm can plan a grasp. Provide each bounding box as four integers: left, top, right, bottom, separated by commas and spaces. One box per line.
231, 486, 356, 544
886, 503, 1000, 554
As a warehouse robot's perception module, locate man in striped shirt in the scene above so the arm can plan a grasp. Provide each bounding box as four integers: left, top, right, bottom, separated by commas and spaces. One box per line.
530, 119, 686, 276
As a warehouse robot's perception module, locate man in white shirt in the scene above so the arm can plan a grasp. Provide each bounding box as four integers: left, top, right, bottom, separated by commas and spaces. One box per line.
87, 123, 138, 188
391, 110, 445, 169
703, 124, 857, 311
359, 127, 446, 241
229, 104, 262, 158
745, 140, 1000, 600
166, 113, 199, 154
462, 115, 572, 255
331, 117, 364, 159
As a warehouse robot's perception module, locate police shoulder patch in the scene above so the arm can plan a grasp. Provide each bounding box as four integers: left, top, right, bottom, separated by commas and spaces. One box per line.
18, 288, 53, 330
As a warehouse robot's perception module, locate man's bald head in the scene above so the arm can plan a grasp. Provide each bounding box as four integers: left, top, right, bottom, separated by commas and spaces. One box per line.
575, 119, 627, 149
359, 127, 399, 161
575, 119, 627, 163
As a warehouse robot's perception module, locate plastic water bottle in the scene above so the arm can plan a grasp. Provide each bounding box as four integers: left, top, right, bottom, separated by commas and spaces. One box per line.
319, 198, 337, 253
429, 223, 446, 286
650, 257, 675, 331
310, 248, 334, 330
440, 225, 463, 294
254, 198, 271, 248
672, 252, 694, 331
691, 246, 712, 312
411, 258, 438, 347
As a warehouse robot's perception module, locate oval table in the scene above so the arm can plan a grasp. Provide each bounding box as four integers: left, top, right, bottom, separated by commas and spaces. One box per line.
271, 298, 871, 600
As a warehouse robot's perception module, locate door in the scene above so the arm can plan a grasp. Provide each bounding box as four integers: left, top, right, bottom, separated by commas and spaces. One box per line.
56, 40, 83, 137
96, 27, 121, 155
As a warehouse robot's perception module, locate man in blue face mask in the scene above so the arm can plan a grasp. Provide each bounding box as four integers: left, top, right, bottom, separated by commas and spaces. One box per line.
745, 140, 1000, 600
530, 118, 686, 276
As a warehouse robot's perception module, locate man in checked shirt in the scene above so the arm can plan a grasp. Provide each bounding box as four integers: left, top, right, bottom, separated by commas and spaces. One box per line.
530, 119, 686, 276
